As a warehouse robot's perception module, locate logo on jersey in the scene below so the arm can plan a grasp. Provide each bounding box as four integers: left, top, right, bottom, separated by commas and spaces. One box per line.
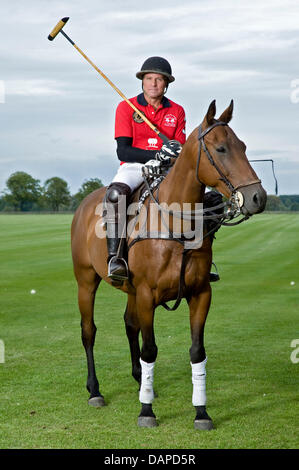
133, 110, 145, 123
163, 114, 177, 127
147, 138, 159, 150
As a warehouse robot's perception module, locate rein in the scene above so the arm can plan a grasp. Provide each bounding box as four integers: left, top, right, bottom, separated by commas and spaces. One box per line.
128, 120, 262, 311
136, 120, 261, 226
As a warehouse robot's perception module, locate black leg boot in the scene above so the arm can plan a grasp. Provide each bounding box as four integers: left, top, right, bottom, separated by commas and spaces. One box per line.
105, 182, 131, 282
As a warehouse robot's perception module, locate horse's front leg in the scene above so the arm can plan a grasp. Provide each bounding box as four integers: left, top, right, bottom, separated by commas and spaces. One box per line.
187, 284, 214, 430
124, 294, 141, 386
135, 287, 158, 428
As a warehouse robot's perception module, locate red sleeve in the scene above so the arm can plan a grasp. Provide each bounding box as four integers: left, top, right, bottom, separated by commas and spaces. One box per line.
114, 101, 133, 139
174, 106, 186, 145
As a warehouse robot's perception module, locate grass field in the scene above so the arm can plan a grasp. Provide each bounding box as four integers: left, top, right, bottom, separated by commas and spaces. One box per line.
0, 212, 298, 449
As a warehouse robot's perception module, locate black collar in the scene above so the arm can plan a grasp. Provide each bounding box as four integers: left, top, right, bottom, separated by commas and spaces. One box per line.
137, 93, 171, 108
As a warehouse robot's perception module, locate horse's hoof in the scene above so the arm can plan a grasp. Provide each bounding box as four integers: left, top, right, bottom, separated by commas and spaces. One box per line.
88, 396, 106, 407
137, 416, 158, 428
194, 419, 214, 431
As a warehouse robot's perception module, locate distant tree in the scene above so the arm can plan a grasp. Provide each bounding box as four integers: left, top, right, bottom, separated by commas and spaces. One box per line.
0, 195, 6, 211
280, 195, 299, 207
74, 178, 104, 205
280, 197, 292, 209
290, 202, 299, 211
3, 171, 42, 211
265, 195, 286, 211
43, 177, 71, 211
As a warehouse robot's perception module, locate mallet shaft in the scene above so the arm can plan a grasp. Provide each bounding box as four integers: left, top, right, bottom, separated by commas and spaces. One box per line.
48, 17, 168, 143
60, 30, 74, 45
72, 42, 168, 142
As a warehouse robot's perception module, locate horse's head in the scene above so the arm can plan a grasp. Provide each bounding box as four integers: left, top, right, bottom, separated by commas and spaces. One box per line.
193, 100, 267, 216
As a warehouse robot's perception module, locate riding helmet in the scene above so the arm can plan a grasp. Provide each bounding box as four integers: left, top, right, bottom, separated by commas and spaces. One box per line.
136, 57, 175, 83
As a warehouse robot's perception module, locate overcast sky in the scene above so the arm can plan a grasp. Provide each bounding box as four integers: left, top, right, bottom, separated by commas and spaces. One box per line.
1, 0, 299, 195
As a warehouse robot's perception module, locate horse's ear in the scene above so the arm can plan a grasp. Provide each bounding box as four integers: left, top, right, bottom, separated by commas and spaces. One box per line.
205, 99, 216, 126
218, 99, 234, 124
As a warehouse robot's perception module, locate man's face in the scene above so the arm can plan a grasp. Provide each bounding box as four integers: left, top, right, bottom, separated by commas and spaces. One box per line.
142, 73, 167, 100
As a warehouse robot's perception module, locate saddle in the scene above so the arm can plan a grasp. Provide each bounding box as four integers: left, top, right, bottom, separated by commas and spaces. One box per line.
113, 178, 224, 264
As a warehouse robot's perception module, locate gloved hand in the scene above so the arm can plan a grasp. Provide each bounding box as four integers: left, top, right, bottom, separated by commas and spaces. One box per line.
155, 140, 182, 162
142, 159, 162, 177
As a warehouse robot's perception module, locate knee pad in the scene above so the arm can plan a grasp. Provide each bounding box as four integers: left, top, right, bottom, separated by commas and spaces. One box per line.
106, 182, 131, 204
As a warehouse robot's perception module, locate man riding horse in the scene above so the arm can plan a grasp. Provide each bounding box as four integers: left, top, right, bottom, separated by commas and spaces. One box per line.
106, 56, 221, 282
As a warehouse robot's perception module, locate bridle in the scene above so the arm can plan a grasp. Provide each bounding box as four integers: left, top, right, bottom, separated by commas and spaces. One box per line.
139, 119, 263, 227
132, 118, 265, 241
128, 121, 263, 311
197, 120, 261, 195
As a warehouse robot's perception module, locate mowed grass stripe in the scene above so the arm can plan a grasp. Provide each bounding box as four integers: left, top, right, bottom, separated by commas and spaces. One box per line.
0, 213, 298, 449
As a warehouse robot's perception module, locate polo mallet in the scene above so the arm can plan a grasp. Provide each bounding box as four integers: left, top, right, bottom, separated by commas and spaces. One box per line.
48, 17, 169, 143
249, 159, 278, 194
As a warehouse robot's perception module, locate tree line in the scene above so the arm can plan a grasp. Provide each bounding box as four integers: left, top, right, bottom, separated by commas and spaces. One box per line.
0, 171, 104, 212
0, 171, 298, 212
265, 195, 299, 211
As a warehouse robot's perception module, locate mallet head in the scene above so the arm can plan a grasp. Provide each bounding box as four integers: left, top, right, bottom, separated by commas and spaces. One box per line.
48, 17, 69, 41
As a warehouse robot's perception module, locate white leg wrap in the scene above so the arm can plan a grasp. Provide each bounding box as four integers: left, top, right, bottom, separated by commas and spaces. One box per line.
139, 358, 155, 404
191, 357, 207, 406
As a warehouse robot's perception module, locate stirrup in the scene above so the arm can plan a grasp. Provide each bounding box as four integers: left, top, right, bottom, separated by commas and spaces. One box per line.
210, 262, 220, 282
107, 256, 129, 281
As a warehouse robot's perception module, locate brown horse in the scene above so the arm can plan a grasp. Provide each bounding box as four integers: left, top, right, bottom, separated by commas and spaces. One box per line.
71, 99, 267, 430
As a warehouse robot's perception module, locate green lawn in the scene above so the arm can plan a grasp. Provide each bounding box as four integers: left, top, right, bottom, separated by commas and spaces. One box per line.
0, 213, 298, 449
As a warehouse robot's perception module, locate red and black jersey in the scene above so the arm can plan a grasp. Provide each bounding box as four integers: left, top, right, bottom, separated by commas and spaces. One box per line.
114, 93, 186, 164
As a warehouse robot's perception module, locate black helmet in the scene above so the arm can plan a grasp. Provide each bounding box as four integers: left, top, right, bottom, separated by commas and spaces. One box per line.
136, 56, 175, 83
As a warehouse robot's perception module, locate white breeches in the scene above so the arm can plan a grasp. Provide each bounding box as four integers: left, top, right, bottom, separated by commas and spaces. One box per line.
112, 163, 144, 192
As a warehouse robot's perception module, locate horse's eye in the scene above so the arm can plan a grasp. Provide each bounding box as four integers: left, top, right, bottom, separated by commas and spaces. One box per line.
216, 146, 226, 153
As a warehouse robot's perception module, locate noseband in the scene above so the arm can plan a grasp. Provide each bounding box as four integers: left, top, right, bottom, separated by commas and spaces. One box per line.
196, 121, 261, 193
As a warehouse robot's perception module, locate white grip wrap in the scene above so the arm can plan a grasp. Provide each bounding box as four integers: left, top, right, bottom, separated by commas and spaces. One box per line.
191, 357, 207, 406
139, 358, 155, 404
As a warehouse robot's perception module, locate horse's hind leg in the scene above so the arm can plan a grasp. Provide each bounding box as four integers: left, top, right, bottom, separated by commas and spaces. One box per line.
124, 294, 141, 387
77, 268, 106, 407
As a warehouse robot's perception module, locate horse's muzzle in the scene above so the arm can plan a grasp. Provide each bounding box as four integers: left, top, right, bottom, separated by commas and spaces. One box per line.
240, 183, 267, 216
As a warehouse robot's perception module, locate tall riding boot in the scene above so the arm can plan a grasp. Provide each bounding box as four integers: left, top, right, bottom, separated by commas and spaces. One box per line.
105, 182, 131, 282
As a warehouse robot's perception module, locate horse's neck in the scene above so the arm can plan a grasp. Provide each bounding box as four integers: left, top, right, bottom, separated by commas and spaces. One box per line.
159, 143, 205, 206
